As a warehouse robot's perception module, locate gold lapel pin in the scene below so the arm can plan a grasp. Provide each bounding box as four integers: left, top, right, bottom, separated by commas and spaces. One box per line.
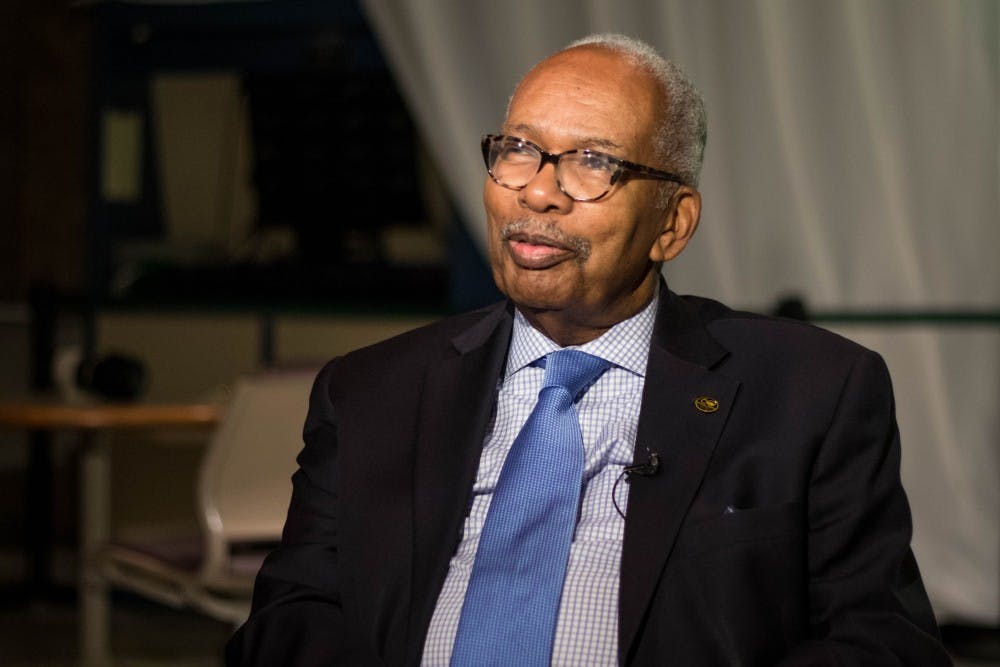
694, 396, 720, 413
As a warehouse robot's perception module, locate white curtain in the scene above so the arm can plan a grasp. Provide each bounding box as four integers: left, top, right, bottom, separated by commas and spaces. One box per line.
362, 0, 1000, 623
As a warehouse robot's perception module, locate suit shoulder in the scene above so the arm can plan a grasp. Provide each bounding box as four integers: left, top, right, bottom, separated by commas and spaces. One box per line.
678, 293, 877, 363
311, 301, 508, 410
329, 301, 507, 373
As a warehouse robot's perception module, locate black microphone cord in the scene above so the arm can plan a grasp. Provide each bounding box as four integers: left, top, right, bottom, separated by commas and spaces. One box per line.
612, 449, 660, 519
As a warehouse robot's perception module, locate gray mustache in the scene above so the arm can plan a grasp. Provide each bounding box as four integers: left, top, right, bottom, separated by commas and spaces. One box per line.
500, 219, 592, 261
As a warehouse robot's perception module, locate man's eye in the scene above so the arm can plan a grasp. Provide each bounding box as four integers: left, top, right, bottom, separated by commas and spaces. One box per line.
578, 154, 613, 171
502, 145, 537, 160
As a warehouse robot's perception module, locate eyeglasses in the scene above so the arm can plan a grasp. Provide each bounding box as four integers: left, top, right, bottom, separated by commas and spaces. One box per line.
481, 134, 683, 202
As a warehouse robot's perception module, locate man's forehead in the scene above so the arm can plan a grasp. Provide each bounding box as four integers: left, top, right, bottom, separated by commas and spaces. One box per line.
503, 47, 660, 153
502, 121, 625, 152
518, 45, 654, 92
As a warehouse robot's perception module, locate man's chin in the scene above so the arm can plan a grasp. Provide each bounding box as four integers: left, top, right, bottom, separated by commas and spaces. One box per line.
505, 289, 572, 315
496, 272, 571, 310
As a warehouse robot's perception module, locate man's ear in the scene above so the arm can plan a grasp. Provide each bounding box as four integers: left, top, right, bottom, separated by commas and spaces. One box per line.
649, 186, 701, 263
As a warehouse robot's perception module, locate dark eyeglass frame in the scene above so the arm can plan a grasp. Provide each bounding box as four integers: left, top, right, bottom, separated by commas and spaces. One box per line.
481, 134, 685, 202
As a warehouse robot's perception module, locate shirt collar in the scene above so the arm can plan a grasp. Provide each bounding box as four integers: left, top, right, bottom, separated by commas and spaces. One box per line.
504, 283, 659, 381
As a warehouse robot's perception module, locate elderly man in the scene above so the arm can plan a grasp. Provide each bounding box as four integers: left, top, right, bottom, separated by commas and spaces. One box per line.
227, 34, 949, 665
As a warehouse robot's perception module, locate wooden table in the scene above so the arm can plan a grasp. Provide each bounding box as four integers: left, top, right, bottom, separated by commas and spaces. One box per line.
0, 399, 221, 666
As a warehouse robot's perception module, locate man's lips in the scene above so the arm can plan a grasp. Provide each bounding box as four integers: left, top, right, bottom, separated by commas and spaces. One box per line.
505, 233, 577, 269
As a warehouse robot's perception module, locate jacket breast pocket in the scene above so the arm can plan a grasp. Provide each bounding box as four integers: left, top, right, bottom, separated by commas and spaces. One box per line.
649, 502, 808, 663
675, 501, 804, 559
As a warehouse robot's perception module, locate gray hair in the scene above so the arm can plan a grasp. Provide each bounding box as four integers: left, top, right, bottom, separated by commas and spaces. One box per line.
566, 33, 707, 190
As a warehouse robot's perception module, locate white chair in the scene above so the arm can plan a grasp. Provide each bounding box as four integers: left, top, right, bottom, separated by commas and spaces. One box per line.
96, 368, 318, 637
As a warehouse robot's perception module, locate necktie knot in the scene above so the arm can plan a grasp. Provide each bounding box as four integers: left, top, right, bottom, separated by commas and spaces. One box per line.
541, 349, 612, 401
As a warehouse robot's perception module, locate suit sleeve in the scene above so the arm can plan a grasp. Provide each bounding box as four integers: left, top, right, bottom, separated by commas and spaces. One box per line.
226, 359, 381, 666
779, 349, 951, 666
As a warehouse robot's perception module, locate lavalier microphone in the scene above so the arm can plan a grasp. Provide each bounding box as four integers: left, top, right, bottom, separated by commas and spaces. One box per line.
623, 450, 660, 477
612, 449, 661, 519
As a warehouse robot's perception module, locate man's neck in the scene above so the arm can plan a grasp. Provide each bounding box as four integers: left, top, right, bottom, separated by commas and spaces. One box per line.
516, 282, 660, 347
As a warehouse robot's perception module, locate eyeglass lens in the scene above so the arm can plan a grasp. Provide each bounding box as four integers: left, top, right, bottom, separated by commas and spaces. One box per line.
487, 137, 617, 201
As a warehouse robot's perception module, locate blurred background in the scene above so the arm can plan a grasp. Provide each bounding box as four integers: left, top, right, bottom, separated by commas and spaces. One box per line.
0, 0, 997, 664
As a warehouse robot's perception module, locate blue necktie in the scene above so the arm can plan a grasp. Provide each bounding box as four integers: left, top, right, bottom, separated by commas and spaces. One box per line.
450, 349, 612, 667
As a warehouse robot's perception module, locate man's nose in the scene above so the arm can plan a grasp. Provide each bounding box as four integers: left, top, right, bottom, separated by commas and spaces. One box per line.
517, 162, 574, 214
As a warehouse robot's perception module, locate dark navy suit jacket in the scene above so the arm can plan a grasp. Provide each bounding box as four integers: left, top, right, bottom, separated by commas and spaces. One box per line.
227, 288, 949, 666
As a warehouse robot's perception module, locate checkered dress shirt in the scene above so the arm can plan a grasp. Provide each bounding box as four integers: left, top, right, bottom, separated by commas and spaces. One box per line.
421, 294, 656, 666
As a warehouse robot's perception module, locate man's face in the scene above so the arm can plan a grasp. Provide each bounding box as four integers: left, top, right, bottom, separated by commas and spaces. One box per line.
485, 46, 690, 342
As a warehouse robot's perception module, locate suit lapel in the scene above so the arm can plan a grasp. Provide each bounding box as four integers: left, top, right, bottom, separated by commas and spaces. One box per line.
404, 302, 513, 664
618, 290, 740, 662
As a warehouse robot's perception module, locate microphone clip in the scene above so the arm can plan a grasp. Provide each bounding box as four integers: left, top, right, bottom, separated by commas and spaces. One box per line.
623, 449, 660, 478
612, 448, 661, 519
